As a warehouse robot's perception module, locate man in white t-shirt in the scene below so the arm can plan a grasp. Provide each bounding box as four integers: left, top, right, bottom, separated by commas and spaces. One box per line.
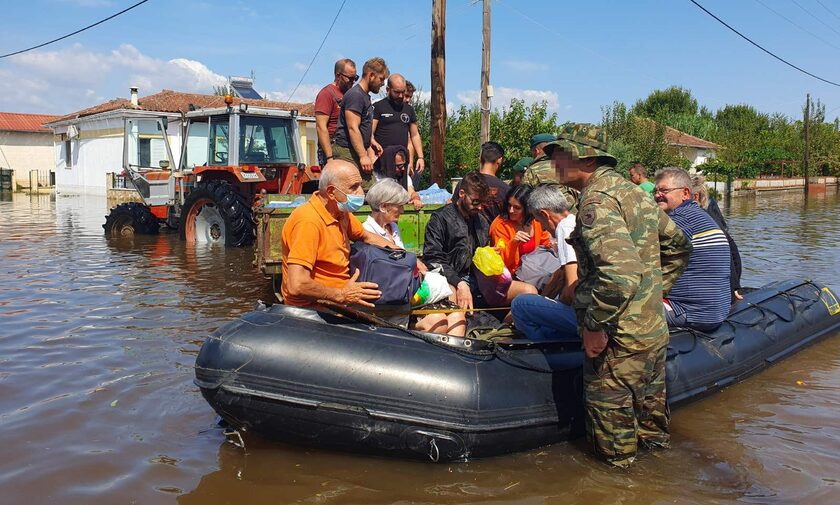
510, 185, 579, 341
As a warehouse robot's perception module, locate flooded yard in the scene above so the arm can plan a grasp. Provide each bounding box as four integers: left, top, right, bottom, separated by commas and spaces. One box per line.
1, 189, 839, 504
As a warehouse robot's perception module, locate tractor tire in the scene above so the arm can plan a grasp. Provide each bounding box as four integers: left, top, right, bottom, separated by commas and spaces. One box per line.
103, 202, 160, 237
179, 180, 254, 247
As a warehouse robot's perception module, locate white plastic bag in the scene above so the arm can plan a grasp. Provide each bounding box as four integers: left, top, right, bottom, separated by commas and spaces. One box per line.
423, 269, 453, 305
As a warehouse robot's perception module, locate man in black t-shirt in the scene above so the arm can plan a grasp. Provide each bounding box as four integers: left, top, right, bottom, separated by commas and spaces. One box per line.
371, 73, 425, 176
453, 141, 510, 222
333, 57, 389, 187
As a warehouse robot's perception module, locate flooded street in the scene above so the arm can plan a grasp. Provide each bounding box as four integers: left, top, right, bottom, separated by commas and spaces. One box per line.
1, 189, 839, 504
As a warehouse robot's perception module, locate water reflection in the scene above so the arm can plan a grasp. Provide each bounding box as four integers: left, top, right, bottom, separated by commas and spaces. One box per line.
0, 189, 839, 504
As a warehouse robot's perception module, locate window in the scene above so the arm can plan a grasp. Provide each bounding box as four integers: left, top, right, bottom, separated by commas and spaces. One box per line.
208, 117, 230, 166
64, 140, 72, 169
239, 116, 297, 164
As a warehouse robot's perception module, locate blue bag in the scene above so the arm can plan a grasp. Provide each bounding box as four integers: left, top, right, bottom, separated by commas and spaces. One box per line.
349, 243, 422, 305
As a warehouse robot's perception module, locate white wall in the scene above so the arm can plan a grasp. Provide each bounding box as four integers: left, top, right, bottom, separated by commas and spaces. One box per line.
54, 116, 181, 196
0, 131, 55, 188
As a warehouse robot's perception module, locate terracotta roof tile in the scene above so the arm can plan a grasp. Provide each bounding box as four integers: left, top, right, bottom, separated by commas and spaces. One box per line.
0, 112, 62, 133
664, 125, 720, 150
50, 89, 315, 124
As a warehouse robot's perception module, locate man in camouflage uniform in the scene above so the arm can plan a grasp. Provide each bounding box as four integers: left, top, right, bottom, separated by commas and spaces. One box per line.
524, 133, 580, 213
543, 124, 691, 467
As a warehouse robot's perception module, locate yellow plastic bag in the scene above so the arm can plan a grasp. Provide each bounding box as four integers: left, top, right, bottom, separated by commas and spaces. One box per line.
472, 246, 505, 276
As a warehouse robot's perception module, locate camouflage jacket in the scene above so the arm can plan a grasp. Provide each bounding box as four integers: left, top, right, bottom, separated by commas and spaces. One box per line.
523, 156, 555, 186
568, 166, 691, 352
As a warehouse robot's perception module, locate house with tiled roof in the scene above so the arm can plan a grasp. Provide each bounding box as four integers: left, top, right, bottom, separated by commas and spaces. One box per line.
663, 125, 721, 168
0, 112, 61, 190
44, 88, 316, 195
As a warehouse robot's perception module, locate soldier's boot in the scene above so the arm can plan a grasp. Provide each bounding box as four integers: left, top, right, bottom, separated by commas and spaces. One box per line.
637, 346, 670, 450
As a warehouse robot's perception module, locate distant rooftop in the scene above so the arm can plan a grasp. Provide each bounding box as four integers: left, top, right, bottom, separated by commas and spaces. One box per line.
0, 112, 62, 133
664, 125, 720, 150
47, 89, 314, 125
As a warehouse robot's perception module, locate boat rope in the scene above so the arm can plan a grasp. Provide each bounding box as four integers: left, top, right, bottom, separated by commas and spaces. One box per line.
315, 299, 554, 373
429, 438, 440, 462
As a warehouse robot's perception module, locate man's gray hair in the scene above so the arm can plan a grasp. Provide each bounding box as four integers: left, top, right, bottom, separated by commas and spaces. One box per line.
366, 178, 408, 210
318, 165, 337, 191
655, 166, 693, 196
528, 184, 570, 217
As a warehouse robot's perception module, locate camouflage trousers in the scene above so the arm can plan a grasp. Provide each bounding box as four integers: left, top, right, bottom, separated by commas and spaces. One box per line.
330, 144, 375, 190
584, 344, 669, 467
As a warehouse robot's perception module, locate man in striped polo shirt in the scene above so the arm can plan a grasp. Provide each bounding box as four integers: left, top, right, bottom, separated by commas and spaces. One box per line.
654, 167, 731, 332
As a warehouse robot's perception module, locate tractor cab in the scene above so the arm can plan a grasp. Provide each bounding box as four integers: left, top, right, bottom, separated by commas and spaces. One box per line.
181, 105, 311, 195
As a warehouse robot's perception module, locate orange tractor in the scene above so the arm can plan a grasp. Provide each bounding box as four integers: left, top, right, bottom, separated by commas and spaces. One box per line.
103, 102, 316, 246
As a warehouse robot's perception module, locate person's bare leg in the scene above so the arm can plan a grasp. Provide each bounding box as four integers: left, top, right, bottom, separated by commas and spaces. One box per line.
506, 280, 538, 303
447, 312, 467, 337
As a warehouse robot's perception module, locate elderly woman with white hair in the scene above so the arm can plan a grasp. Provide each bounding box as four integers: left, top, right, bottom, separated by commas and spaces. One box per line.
364, 178, 466, 336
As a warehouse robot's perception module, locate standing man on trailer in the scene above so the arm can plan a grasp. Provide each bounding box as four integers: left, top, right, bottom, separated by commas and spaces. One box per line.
371, 74, 425, 178
332, 57, 390, 188
314, 58, 357, 167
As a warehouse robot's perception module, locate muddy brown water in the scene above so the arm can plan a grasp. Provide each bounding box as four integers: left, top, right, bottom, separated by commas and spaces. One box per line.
1, 190, 839, 504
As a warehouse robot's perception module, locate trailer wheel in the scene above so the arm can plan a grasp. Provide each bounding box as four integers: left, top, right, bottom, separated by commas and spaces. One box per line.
180, 180, 254, 247
103, 202, 160, 237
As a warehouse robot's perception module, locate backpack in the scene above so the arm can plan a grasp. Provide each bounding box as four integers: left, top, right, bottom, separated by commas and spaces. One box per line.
349, 243, 421, 305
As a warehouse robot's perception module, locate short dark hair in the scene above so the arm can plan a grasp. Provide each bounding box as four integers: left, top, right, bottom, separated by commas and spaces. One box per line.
502, 184, 534, 224
334, 58, 355, 76
460, 171, 489, 199
406, 81, 416, 93
629, 162, 647, 177
480, 141, 505, 164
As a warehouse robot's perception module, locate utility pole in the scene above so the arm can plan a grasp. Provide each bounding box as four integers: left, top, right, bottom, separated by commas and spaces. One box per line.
479, 0, 492, 144
804, 93, 810, 195
431, 0, 447, 186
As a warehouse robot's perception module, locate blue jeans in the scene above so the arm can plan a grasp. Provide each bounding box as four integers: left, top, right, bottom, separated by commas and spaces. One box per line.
511, 294, 579, 341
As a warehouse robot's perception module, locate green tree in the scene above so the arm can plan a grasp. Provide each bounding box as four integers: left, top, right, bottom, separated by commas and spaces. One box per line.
631, 86, 698, 118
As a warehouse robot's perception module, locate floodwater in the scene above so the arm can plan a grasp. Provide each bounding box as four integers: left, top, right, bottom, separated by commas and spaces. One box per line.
1, 189, 839, 505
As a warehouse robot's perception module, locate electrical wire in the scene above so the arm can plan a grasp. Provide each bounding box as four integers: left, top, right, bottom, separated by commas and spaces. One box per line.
285, 0, 348, 104
753, 0, 840, 51
790, 0, 840, 38
815, 0, 840, 23
0, 0, 150, 59
687, 0, 840, 87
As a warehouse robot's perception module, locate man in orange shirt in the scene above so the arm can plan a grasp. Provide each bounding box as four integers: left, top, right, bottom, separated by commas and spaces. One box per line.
281, 159, 394, 307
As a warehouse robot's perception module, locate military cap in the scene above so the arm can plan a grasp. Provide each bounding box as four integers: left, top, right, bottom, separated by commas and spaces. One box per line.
512, 156, 534, 172
530, 133, 556, 149
543, 123, 617, 165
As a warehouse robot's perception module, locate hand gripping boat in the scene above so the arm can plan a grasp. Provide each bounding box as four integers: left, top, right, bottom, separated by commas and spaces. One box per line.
194, 279, 840, 462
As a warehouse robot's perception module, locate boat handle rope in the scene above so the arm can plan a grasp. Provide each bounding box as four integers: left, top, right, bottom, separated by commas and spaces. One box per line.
429, 438, 440, 462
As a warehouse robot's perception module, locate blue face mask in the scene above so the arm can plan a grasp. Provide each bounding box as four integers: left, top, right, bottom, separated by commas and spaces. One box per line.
335, 188, 365, 213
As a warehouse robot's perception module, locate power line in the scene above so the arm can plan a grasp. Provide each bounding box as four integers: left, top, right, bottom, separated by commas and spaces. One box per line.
815, 0, 840, 23
687, 0, 840, 87
790, 0, 840, 38
286, 0, 348, 104
0, 0, 150, 59
753, 0, 840, 51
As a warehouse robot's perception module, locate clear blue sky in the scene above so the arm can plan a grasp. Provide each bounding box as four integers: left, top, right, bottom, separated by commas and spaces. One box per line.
1, 0, 839, 125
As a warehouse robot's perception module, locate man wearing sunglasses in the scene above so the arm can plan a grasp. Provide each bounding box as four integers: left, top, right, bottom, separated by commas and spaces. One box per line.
315, 58, 357, 167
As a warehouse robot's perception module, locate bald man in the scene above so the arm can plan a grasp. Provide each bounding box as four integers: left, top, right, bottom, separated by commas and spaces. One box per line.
371, 73, 425, 176
281, 159, 394, 308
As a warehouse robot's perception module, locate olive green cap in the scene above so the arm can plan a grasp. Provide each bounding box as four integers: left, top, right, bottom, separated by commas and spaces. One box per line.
542, 123, 617, 165
512, 156, 534, 172
530, 133, 556, 148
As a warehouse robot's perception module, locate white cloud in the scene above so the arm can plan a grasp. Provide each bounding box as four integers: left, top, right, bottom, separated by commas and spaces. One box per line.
502, 60, 549, 72
293, 62, 308, 71
264, 83, 324, 103
456, 87, 560, 112
0, 43, 228, 113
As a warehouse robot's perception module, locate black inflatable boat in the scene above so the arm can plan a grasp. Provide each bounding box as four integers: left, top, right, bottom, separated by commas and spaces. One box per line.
194, 279, 840, 462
